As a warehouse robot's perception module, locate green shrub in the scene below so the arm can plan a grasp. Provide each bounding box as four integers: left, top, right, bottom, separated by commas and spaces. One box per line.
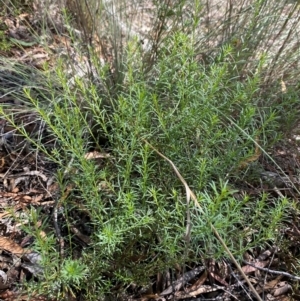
1, 0, 299, 299
10, 32, 291, 299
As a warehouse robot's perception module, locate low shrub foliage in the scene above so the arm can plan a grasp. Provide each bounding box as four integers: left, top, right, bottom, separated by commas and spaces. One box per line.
1, 0, 299, 299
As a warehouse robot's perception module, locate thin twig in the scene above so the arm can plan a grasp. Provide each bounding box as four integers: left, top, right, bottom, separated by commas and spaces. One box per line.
143, 139, 263, 301
53, 203, 64, 261
243, 261, 300, 281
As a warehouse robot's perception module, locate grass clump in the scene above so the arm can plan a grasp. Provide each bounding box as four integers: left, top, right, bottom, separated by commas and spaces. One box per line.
0, 0, 300, 300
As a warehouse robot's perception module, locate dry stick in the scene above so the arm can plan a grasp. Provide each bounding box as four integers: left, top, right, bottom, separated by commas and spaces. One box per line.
243, 261, 300, 281
143, 139, 263, 301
